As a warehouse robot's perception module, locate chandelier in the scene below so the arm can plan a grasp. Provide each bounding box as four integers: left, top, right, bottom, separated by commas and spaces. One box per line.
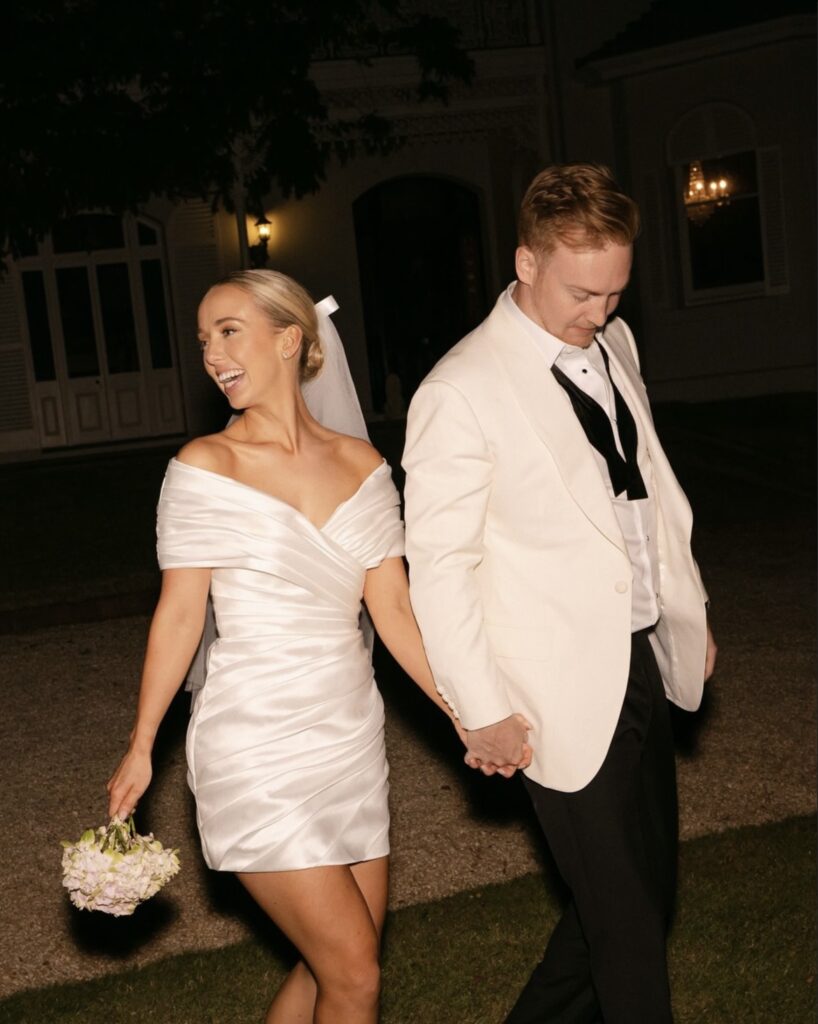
683, 161, 731, 225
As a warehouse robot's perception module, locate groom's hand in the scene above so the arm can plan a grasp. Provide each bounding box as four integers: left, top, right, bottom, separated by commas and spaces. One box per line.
465, 714, 532, 778
704, 623, 717, 681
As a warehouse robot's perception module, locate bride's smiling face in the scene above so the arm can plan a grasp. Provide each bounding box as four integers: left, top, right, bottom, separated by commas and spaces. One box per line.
197, 284, 299, 406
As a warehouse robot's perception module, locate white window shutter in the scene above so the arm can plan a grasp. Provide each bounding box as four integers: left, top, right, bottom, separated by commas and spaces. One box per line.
0, 276, 38, 446
757, 145, 789, 294
0, 348, 35, 433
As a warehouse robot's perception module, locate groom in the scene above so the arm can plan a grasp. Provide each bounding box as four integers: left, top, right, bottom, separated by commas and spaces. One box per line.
402, 163, 716, 1023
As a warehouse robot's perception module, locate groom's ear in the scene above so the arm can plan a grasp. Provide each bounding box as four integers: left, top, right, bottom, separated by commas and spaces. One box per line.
515, 245, 538, 285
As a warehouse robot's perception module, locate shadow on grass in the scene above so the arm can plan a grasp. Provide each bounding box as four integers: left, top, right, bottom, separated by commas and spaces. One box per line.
66, 896, 179, 961
9, 816, 812, 1024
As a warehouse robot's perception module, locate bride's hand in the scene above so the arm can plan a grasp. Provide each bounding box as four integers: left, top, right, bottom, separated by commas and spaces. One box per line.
461, 713, 534, 776
452, 717, 470, 749
107, 748, 152, 820
452, 718, 483, 770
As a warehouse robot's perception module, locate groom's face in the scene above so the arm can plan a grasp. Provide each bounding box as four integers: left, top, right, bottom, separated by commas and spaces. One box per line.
514, 239, 632, 348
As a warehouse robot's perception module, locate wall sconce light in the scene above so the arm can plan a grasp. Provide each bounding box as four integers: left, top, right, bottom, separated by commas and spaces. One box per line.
256, 214, 272, 242
249, 213, 272, 268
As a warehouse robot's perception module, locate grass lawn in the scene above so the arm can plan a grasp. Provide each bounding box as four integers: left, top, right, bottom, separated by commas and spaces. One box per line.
1, 816, 813, 1023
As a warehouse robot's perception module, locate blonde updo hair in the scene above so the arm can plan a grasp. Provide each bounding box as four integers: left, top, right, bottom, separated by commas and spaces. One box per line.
215, 269, 324, 382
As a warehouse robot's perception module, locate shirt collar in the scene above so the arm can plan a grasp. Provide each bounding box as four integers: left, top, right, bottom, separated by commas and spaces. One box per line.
501, 282, 603, 369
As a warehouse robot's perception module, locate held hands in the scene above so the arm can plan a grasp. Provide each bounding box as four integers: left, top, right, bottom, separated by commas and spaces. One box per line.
461, 713, 533, 779
106, 747, 152, 820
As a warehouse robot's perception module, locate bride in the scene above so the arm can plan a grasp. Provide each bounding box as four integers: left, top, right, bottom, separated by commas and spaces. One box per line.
107, 270, 491, 1023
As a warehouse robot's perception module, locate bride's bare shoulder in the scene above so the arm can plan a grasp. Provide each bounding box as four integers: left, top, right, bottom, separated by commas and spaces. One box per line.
176, 433, 232, 473
333, 435, 384, 477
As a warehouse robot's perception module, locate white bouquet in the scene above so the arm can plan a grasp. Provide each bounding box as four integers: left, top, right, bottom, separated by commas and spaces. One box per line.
61, 816, 180, 916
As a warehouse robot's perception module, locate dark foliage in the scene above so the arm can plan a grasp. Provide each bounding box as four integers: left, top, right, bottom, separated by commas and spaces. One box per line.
0, 0, 473, 255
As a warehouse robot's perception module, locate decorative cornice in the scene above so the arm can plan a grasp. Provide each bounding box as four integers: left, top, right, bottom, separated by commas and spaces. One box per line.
319, 65, 543, 149
323, 74, 543, 119
386, 104, 540, 147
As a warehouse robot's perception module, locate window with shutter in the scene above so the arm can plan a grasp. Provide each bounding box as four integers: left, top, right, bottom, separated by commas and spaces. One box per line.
667, 103, 789, 305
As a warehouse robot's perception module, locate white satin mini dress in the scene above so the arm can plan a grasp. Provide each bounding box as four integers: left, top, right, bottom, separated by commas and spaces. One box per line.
156, 458, 404, 872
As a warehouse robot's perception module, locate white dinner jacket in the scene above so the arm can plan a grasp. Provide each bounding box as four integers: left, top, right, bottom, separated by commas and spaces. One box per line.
403, 293, 708, 792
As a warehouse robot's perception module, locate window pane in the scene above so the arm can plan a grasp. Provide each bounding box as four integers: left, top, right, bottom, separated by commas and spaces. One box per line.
137, 221, 158, 246
53, 214, 124, 253
21, 271, 55, 381
683, 150, 765, 291
56, 267, 100, 378
688, 198, 765, 290
97, 263, 140, 374
697, 151, 758, 198
141, 259, 172, 368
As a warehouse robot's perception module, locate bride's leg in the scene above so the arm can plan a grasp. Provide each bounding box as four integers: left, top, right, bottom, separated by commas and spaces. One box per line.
260, 858, 388, 1023
239, 856, 388, 1024
350, 855, 389, 939
263, 960, 316, 1024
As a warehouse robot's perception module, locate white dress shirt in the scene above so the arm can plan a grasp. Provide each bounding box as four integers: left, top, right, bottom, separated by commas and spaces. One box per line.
502, 284, 660, 630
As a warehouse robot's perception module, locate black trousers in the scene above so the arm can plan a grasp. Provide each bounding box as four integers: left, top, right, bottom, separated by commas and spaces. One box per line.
504, 630, 678, 1024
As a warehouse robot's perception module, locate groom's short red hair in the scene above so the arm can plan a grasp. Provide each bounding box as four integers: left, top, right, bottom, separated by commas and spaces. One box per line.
518, 163, 640, 256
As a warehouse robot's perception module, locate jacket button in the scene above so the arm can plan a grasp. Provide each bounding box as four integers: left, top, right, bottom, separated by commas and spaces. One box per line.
615, 581, 628, 594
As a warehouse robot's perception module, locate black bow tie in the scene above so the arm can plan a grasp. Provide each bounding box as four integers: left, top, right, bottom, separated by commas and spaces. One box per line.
550, 344, 647, 501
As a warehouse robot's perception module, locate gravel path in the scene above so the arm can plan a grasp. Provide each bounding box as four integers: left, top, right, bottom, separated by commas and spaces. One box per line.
0, 509, 814, 1000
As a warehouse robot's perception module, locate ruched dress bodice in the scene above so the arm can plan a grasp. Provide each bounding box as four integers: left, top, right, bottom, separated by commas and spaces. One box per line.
156, 458, 404, 872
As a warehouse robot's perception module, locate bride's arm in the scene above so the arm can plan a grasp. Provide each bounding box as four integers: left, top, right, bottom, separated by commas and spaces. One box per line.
107, 567, 211, 819
363, 556, 465, 731
364, 557, 533, 771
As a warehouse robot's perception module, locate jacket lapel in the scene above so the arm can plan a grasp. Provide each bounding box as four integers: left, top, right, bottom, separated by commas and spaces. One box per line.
486, 300, 626, 554
600, 319, 694, 533
601, 321, 673, 482
597, 321, 652, 458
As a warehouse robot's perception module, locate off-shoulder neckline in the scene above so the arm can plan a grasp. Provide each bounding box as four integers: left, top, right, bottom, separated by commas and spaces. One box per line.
169, 457, 388, 533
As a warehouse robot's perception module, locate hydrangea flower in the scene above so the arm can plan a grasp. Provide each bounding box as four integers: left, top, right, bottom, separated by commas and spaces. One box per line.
61, 816, 180, 916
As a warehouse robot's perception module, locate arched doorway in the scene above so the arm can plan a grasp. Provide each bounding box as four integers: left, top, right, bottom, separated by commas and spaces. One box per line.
353, 176, 489, 413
